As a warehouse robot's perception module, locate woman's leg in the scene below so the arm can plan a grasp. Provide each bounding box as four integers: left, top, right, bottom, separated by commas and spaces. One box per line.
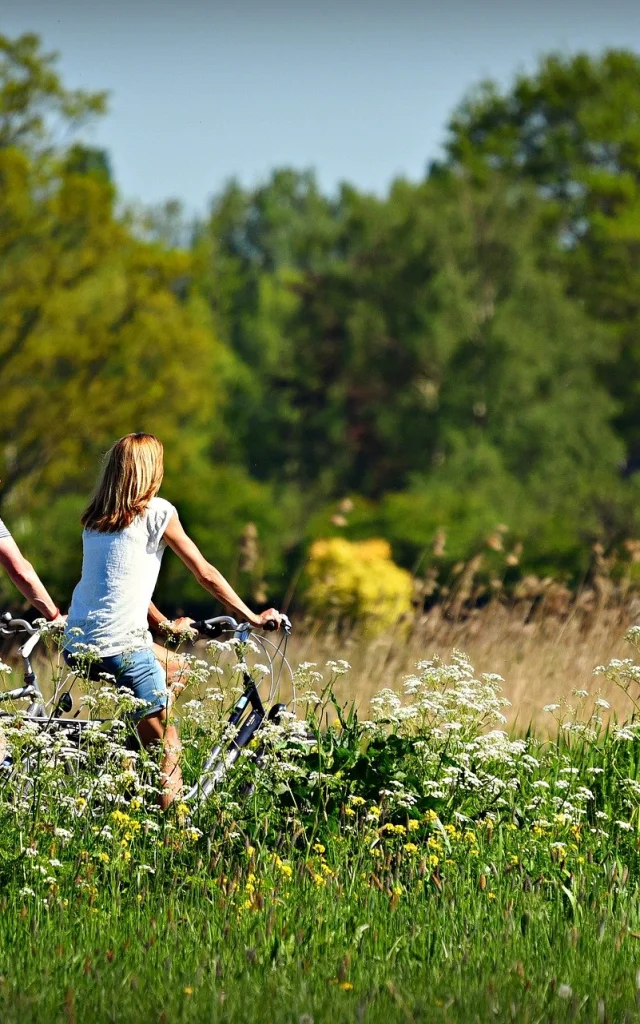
108, 649, 181, 809
152, 642, 189, 700
137, 709, 183, 810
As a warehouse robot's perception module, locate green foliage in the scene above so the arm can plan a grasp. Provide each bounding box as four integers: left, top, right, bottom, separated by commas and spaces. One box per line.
3, 32, 640, 611
445, 48, 640, 469
0, 32, 107, 154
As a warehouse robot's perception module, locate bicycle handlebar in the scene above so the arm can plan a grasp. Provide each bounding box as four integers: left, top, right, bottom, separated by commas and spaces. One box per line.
1, 611, 292, 641
190, 614, 291, 638
190, 615, 239, 638
0, 684, 38, 703
0, 613, 39, 636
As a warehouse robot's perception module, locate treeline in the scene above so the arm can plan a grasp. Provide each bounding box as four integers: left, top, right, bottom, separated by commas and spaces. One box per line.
2, 33, 640, 614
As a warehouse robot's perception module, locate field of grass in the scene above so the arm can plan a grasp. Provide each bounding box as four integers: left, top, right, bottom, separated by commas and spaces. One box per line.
288, 598, 639, 728
1, 613, 640, 1021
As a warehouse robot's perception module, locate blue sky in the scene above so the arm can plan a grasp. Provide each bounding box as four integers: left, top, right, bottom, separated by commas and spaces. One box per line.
3, 0, 640, 213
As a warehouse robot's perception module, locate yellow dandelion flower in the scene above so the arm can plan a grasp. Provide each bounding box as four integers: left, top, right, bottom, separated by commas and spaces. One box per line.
340, 982, 353, 991
312, 843, 326, 855
407, 819, 420, 832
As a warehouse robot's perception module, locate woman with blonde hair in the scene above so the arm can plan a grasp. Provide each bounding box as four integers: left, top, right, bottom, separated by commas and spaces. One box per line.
64, 433, 282, 808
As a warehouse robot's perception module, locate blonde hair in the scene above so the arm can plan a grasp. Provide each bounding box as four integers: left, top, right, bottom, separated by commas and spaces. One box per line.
82, 433, 164, 533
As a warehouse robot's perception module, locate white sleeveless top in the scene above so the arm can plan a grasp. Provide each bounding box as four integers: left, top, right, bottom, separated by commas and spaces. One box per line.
65, 497, 176, 657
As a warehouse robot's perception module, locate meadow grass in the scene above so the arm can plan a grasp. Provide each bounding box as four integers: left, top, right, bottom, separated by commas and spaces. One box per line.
1, 620, 640, 1021
288, 598, 638, 729
2, 869, 640, 1023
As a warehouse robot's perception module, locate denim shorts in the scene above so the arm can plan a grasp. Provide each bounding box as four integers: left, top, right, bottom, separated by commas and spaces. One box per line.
63, 646, 168, 721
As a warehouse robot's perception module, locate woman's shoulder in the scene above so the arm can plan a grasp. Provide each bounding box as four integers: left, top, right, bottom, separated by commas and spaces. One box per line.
145, 496, 177, 544
148, 496, 176, 516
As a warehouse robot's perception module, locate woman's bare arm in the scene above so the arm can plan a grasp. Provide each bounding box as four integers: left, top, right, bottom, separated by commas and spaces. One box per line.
0, 537, 62, 621
162, 513, 281, 629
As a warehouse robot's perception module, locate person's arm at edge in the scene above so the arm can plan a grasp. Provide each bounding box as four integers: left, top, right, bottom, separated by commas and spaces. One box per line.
162, 513, 281, 629
0, 537, 62, 621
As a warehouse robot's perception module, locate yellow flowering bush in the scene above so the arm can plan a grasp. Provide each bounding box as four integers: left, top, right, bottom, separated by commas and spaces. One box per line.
304, 537, 413, 634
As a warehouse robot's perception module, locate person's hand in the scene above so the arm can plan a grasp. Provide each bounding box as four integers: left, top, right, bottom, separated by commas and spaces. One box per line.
255, 608, 283, 630
172, 616, 196, 633
160, 617, 196, 636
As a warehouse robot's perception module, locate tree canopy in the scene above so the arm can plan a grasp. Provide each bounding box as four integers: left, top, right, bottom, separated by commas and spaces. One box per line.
2, 33, 640, 614
444, 50, 640, 469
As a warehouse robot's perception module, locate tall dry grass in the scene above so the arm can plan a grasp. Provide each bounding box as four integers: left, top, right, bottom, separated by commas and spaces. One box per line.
288, 596, 640, 730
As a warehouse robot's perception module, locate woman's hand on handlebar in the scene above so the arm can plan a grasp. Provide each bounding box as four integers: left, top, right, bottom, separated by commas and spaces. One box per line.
252, 608, 284, 630
159, 616, 197, 636
173, 616, 197, 632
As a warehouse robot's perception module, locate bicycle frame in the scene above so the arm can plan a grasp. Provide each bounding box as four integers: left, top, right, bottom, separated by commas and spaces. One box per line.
0, 610, 292, 805
184, 673, 265, 802
0, 617, 46, 717
183, 614, 291, 804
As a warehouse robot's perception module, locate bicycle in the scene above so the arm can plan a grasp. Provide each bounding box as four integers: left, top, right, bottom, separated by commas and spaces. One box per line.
0, 611, 294, 806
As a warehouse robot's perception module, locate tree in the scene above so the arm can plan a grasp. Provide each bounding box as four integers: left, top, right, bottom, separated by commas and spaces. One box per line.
0, 32, 285, 612
250, 173, 621, 510
444, 50, 640, 469
0, 33, 106, 154
192, 170, 343, 470
0, 147, 229, 505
